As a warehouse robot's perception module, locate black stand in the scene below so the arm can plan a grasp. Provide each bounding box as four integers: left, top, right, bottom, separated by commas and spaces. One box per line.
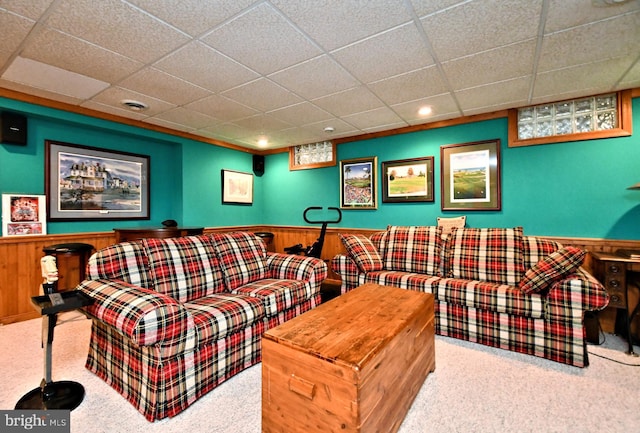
15, 285, 93, 410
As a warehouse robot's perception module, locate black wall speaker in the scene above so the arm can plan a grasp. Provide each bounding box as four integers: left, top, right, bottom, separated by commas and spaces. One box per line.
253, 154, 265, 176
0, 112, 27, 145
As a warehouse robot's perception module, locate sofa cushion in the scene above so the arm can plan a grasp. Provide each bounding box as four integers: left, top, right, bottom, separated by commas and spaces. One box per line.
232, 279, 310, 317
87, 241, 152, 289
522, 236, 562, 269
183, 293, 264, 345
519, 246, 586, 294
384, 225, 443, 275
211, 232, 268, 290
339, 233, 383, 272
446, 227, 525, 286
142, 235, 226, 302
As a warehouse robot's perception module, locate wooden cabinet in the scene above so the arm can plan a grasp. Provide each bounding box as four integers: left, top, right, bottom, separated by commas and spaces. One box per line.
114, 227, 204, 243
262, 284, 435, 433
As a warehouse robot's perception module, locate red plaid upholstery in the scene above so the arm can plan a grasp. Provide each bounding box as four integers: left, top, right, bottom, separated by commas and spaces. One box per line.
86, 241, 152, 289
338, 233, 383, 272
330, 228, 609, 367
211, 232, 267, 290
446, 227, 525, 285
183, 293, 264, 345
233, 279, 308, 317
384, 225, 443, 275
519, 246, 586, 294
143, 235, 226, 302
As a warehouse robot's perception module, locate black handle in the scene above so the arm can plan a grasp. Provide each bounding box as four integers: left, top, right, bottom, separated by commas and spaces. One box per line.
303, 207, 342, 224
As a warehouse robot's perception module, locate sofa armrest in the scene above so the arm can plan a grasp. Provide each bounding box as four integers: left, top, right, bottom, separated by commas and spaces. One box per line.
266, 253, 327, 288
546, 268, 610, 320
79, 279, 193, 348
330, 254, 361, 294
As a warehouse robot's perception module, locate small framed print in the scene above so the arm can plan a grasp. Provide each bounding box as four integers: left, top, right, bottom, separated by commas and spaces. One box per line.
382, 157, 434, 203
2, 194, 47, 236
221, 169, 253, 205
340, 157, 377, 210
441, 139, 501, 211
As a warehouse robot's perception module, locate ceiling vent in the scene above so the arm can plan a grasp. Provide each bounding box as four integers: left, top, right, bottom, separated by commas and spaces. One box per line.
121, 100, 149, 111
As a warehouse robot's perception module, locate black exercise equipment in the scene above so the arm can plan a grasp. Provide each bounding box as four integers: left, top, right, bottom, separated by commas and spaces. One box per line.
284, 207, 342, 258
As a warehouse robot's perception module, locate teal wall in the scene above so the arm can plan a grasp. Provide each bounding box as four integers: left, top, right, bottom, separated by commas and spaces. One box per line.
263, 98, 640, 240
1, 96, 639, 239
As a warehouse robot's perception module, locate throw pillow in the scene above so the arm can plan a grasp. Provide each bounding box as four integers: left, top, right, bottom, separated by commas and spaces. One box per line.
211, 232, 268, 290
437, 215, 466, 239
384, 225, 443, 275
338, 233, 383, 272
446, 227, 525, 286
518, 246, 586, 294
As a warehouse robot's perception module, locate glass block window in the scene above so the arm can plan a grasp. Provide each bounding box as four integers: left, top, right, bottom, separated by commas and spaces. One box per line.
289, 141, 336, 170
517, 94, 617, 140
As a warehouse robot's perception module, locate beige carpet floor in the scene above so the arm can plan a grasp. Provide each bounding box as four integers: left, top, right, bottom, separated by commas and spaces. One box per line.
1, 312, 639, 433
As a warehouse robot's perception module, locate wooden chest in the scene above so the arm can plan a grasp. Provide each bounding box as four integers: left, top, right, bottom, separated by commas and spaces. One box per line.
262, 283, 435, 433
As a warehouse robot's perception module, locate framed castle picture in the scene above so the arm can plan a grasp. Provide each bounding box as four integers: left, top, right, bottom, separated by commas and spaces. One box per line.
2, 194, 47, 236
45, 140, 150, 221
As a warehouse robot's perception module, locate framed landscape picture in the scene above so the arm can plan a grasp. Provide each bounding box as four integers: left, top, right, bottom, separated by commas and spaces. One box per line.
221, 169, 253, 205
2, 194, 47, 236
340, 157, 377, 210
382, 157, 434, 203
46, 140, 150, 221
441, 139, 501, 211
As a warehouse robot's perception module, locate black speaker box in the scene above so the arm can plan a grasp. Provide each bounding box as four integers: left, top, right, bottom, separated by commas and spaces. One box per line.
0, 112, 27, 145
253, 155, 265, 176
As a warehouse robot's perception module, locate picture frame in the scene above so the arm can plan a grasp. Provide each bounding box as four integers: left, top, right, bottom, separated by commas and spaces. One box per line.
45, 140, 150, 221
441, 139, 501, 211
340, 156, 378, 209
221, 169, 253, 205
382, 157, 434, 203
2, 194, 47, 236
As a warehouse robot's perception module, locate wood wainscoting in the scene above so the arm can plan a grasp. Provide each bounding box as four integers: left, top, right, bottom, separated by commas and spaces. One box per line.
2, 226, 639, 331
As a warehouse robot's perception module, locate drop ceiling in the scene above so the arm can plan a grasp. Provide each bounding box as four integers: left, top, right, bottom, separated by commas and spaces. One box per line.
1, 0, 638, 151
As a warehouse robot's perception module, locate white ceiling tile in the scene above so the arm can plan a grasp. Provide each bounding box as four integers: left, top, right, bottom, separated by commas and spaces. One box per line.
268, 102, 333, 126
270, 55, 360, 100
332, 23, 434, 83
118, 67, 211, 106
232, 113, 292, 131
312, 86, 385, 117
152, 107, 219, 130
421, 0, 542, 62
154, 41, 259, 93
392, 93, 461, 124
45, 0, 190, 63
271, 0, 413, 51
222, 78, 303, 112
545, 0, 640, 33
144, 116, 195, 133
201, 2, 322, 75
456, 77, 530, 113
0, 11, 35, 65
0, 77, 83, 106
126, 0, 256, 36
538, 13, 640, 73
341, 106, 406, 130
368, 66, 448, 105
22, 27, 144, 83
442, 40, 536, 91
81, 100, 149, 121
0, 0, 54, 20
409, 0, 462, 18
2, 56, 109, 99
186, 94, 258, 122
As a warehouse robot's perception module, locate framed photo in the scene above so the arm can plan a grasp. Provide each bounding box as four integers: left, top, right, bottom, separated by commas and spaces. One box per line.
221, 169, 253, 205
382, 157, 434, 203
441, 139, 501, 211
340, 157, 377, 209
45, 140, 150, 221
2, 194, 47, 236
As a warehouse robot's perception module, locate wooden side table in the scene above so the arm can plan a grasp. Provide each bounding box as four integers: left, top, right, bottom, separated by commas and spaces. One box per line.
114, 227, 204, 243
591, 251, 640, 356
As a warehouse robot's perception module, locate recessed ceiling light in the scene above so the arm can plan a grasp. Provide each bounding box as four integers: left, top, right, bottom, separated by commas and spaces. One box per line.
418, 106, 433, 116
121, 99, 149, 111
257, 137, 268, 147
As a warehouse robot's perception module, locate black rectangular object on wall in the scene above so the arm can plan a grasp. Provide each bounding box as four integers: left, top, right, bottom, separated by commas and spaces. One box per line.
253, 154, 265, 176
0, 112, 27, 145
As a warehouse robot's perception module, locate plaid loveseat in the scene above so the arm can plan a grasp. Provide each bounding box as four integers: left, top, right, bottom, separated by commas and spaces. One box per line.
78, 232, 327, 421
331, 226, 609, 368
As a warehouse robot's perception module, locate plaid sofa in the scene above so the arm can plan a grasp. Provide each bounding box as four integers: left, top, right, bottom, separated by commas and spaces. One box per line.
331, 226, 609, 368
78, 232, 327, 421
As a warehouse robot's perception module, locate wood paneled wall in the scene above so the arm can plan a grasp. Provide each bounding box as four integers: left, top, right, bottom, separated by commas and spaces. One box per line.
2, 225, 639, 325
